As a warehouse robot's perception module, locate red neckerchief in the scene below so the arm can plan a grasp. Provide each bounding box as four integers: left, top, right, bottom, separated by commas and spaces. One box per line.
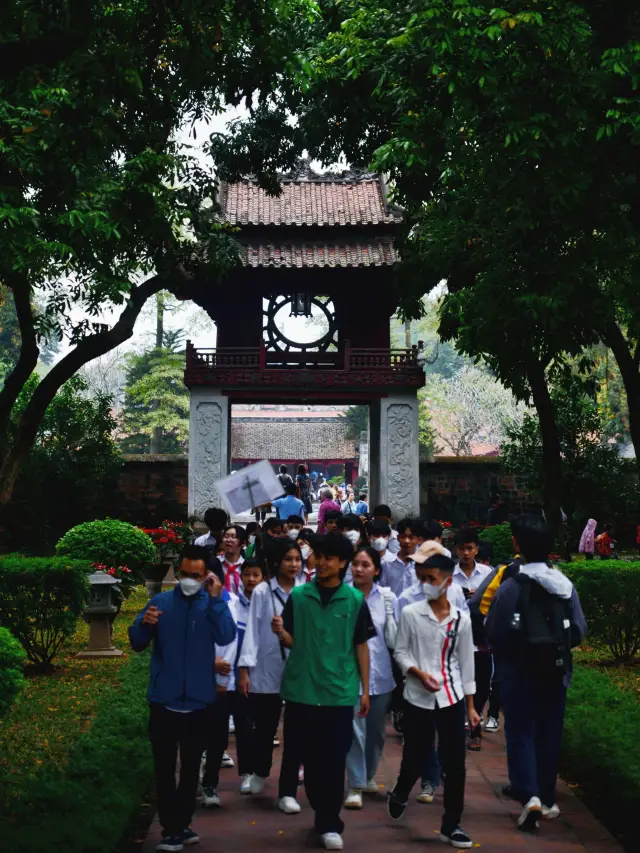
223, 560, 241, 593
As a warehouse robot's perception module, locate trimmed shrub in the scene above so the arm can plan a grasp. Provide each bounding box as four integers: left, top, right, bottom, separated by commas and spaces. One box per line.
56, 519, 156, 580
0, 627, 26, 717
480, 523, 514, 565
0, 649, 153, 853
0, 556, 89, 668
563, 665, 640, 846
561, 561, 640, 661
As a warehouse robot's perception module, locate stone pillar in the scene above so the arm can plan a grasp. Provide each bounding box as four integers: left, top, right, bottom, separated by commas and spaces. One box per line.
188, 388, 230, 518
369, 393, 420, 518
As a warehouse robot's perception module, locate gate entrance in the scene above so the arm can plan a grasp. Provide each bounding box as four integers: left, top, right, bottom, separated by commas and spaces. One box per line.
183, 162, 425, 518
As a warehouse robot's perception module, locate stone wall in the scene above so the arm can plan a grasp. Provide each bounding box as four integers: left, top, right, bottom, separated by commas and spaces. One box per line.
420, 456, 536, 525
114, 453, 535, 525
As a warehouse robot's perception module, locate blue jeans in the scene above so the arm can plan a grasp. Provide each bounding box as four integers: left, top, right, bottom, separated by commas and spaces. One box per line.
346, 692, 393, 789
501, 675, 566, 806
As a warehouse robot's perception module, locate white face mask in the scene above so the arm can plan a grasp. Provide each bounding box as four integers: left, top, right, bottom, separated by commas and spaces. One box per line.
300, 544, 311, 560
249, 535, 256, 546
371, 537, 388, 552
179, 577, 203, 597
422, 580, 448, 601
344, 530, 360, 546
287, 528, 300, 540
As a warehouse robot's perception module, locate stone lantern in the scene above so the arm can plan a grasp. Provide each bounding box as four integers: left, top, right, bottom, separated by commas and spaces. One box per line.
76, 572, 124, 659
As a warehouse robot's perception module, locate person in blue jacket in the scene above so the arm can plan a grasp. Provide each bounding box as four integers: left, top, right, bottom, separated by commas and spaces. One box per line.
129, 545, 237, 853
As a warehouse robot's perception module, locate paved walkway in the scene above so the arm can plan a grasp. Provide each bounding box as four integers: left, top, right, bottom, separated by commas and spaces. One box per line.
142, 720, 623, 853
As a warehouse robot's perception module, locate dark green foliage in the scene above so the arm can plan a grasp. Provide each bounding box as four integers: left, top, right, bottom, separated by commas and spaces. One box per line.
0, 627, 26, 717
561, 561, 640, 662
563, 666, 640, 848
480, 523, 514, 565
339, 406, 368, 442
56, 520, 156, 579
3, 375, 122, 554
0, 557, 89, 668
0, 650, 153, 853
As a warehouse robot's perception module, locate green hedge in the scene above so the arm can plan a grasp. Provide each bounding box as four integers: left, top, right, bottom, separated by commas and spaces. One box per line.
0, 627, 26, 718
563, 665, 640, 846
480, 523, 514, 564
0, 556, 89, 668
0, 649, 153, 853
56, 519, 156, 580
560, 561, 640, 661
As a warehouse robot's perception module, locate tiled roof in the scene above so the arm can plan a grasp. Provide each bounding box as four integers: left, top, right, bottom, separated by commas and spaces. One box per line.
231, 420, 356, 461
222, 179, 402, 226
239, 237, 397, 268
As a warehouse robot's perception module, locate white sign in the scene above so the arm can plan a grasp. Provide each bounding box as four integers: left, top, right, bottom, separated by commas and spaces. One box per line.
215, 460, 283, 516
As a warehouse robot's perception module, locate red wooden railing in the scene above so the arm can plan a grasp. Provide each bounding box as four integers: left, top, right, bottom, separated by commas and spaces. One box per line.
186, 341, 424, 373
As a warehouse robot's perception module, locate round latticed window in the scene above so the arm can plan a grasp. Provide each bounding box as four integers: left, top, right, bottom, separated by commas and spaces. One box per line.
263, 295, 339, 352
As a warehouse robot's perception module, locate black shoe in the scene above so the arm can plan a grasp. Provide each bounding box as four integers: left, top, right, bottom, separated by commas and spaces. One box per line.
182, 828, 199, 846
156, 835, 184, 852
387, 790, 408, 821
440, 827, 473, 849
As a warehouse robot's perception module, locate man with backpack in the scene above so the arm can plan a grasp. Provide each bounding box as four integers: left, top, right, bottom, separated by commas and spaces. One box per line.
484, 515, 586, 834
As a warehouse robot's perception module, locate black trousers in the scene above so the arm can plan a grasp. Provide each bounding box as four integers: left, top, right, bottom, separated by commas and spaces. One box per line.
395, 700, 467, 833
149, 703, 216, 836
251, 692, 300, 798
202, 690, 256, 787
470, 652, 493, 738
284, 702, 354, 835
488, 673, 501, 719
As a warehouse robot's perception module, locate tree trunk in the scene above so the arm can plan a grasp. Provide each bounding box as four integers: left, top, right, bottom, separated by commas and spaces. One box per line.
527, 361, 568, 558
0, 275, 165, 509
404, 319, 412, 349
150, 294, 164, 454
0, 280, 40, 449
604, 321, 640, 476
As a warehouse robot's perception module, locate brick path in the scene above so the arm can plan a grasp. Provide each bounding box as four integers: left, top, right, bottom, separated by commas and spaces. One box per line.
142, 720, 623, 853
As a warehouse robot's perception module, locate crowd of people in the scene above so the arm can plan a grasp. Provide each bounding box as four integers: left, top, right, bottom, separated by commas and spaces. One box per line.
130, 505, 586, 853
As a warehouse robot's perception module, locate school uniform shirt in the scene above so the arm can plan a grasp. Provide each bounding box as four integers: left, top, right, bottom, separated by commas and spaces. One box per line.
194, 532, 217, 548
216, 592, 239, 692
452, 561, 492, 600
233, 591, 251, 681
237, 576, 303, 694
380, 553, 415, 597
387, 529, 401, 555
296, 562, 315, 584
360, 585, 397, 696
221, 554, 245, 596
396, 580, 467, 620
395, 601, 476, 710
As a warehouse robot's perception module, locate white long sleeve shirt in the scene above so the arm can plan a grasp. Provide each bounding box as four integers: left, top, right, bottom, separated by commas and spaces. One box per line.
394, 601, 476, 710
380, 553, 415, 597
237, 577, 301, 694
396, 580, 467, 620
360, 585, 397, 696
216, 592, 239, 691
452, 561, 492, 595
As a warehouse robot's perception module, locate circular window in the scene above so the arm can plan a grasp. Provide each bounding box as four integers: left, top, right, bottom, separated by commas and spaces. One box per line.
263, 295, 338, 352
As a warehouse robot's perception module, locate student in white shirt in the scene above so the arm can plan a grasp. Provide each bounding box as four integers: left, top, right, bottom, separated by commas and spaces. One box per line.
237, 539, 304, 815
297, 528, 317, 584
220, 525, 247, 595
194, 507, 229, 550
452, 528, 492, 752
388, 553, 478, 850
372, 504, 401, 554
423, 520, 453, 559
344, 547, 397, 811
375, 518, 416, 597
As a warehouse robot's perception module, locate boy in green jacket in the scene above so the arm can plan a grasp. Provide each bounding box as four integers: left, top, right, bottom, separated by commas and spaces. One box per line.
272, 533, 374, 852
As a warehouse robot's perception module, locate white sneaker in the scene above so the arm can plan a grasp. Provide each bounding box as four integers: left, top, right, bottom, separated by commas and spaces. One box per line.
485, 716, 500, 733
416, 783, 435, 803
239, 774, 252, 795
201, 786, 221, 807
542, 803, 560, 820
517, 796, 542, 832
363, 777, 379, 794
220, 752, 235, 768
249, 773, 267, 795
228, 715, 235, 734
278, 796, 301, 814
344, 789, 363, 809
322, 833, 344, 851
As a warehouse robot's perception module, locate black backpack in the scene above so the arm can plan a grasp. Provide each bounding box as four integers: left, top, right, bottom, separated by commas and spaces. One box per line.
511, 574, 575, 682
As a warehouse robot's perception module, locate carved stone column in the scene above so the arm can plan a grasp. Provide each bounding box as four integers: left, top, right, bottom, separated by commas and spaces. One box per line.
188, 388, 230, 518
370, 394, 420, 518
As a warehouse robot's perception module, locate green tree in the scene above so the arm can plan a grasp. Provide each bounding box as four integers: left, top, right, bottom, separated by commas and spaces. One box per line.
2, 374, 121, 554
0, 0, 314, 509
